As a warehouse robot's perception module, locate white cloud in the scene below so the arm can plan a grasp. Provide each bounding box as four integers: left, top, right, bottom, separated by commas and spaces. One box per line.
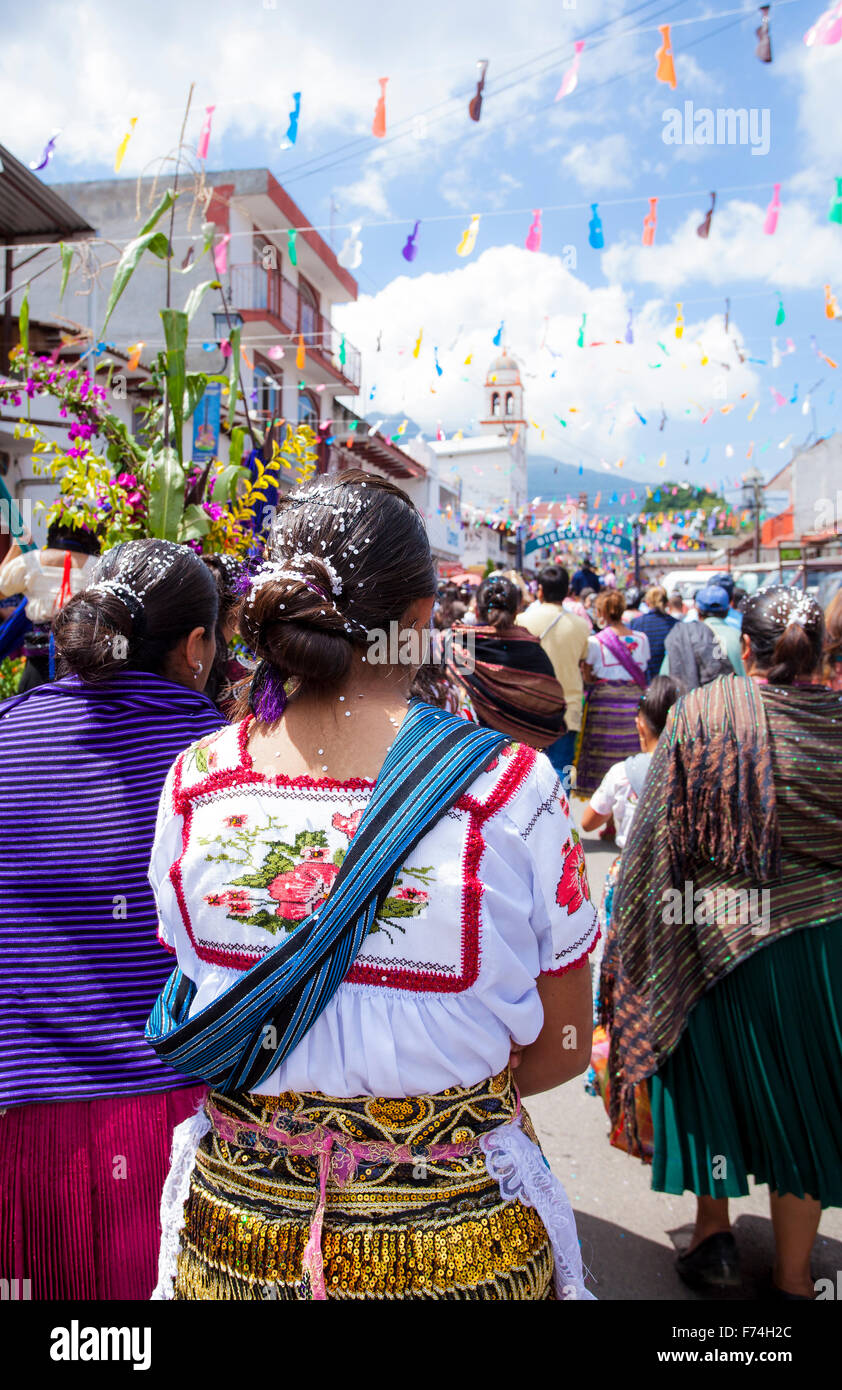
334, 168, 391, 217
562, 134, 633, 191
334, 244, 760, 478
602, 196, 842, 291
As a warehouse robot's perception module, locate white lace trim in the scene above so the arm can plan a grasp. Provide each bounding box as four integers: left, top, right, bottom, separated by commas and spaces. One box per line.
150, 1103, 211, 1301
480, 1119, 596, 1300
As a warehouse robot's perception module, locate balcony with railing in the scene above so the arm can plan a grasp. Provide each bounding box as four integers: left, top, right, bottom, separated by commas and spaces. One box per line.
228, 263, 361, 390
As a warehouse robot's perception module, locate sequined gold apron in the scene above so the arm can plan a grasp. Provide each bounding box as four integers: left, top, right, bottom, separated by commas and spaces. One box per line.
173, 1068, 555, 1300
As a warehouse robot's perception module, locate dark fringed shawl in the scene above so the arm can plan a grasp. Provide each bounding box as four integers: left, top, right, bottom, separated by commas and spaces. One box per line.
447, 624, 567, 749
598, 675, 842, 1157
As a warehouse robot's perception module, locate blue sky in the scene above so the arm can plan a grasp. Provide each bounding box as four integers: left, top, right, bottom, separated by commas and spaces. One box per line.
6, 0, 842, 496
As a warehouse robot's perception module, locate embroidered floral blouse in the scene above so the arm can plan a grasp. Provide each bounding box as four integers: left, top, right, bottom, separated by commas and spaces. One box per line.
149, 718, 600, 1098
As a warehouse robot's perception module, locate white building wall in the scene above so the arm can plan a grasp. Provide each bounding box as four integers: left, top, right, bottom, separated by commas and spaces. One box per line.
791, 435, 842, 536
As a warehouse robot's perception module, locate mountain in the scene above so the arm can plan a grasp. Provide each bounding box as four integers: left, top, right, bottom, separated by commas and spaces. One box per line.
526, 455, 646, 517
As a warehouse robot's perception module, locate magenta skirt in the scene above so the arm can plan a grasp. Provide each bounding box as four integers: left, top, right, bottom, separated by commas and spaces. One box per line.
0, 1085, 206, 1300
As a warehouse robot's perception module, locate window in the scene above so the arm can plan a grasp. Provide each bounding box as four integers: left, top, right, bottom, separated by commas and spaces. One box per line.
505, 392, 514, 417
254, 235, 281, 318
298, 389, 319, 427
491, 392, 501, 417
299, 278, 319, 344
255, 364, 281, 421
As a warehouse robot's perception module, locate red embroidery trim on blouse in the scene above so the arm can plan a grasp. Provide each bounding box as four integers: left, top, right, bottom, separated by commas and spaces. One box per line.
541, 925, 601, 976
236, 714, 375, 791
166, 734, 541, 988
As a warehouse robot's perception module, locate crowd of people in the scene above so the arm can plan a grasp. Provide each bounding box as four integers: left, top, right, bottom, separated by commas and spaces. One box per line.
0, 498, 840, 1303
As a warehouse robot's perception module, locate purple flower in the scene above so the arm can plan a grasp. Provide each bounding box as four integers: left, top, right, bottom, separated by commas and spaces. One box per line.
203, 501, 224, 521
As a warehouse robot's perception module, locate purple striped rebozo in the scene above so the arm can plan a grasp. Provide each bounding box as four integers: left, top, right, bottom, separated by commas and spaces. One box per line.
0, 672, 225, 1107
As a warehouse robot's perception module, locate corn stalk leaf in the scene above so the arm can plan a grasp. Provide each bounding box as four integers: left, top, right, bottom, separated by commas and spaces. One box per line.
103, 231, 170, 332
229, 426, 246, 470
59, 244, 73, 301
146, 447, 185, 541
210, 463, 247, 506
101, 190, 176, 332
184, 279, 220, 323
226, 326, 241, 429
161, 309, 189, 464
184, 372, 209, 423
179, 502, 212, 541
18, 287, 29, 356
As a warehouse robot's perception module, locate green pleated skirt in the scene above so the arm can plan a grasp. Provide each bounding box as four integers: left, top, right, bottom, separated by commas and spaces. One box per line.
650, 919, 842, 1208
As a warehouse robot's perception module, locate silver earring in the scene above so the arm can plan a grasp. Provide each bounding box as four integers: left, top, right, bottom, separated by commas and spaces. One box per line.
193, 661, 203, 679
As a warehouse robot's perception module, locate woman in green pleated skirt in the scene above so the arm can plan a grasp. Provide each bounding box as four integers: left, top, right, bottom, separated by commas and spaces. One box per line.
600, 586, 842, 1300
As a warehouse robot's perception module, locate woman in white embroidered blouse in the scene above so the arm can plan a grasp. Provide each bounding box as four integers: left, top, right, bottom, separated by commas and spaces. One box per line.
149, 470, 598, 1302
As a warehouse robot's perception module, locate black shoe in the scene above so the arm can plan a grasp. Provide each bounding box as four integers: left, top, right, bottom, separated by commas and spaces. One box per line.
676, 1232, 741, 1289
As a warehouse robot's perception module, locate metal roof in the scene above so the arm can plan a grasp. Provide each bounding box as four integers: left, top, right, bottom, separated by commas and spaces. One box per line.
0, 144, 94, 241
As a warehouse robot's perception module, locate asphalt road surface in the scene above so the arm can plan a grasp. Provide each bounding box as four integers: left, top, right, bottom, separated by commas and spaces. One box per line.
525, 806, 842, 1302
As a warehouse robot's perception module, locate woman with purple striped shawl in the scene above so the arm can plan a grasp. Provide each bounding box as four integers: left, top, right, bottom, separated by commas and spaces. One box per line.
575, 589, 650, 798
601, 587, 842, 1299
0, 540, 225, 1299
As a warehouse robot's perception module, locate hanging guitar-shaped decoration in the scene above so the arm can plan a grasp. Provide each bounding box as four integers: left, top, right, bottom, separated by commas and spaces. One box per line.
655, 25, 677, 89
469, 60, 489, 121
372, 78, 389, 139
756, 5, 772, 61
402, 221, 420, 262
281, 92, 302, 149
588, 203, 604, 249
764, 183, 782, 235
697, 191, 716, 239
555, 41, 585, 100
337, 222, 363, 269
525, 210, 542, 252
642, 197, 658, 246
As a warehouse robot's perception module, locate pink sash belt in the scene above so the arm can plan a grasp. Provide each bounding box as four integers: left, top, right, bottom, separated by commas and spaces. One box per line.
206, 1096, 521, 1300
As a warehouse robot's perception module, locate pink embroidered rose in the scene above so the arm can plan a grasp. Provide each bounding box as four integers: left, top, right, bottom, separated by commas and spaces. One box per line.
331, 809, 363, 839
224, 814, 247, 828
393, 886, 427, 902
268, 857, 339, 920
556, 839, 590, 915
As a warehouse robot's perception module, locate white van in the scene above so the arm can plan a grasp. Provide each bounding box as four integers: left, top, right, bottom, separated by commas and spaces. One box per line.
657, 568, 721, 600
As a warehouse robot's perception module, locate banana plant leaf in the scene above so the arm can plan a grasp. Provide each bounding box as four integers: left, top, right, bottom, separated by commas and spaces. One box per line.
146, 447, 185, 541
226, 326, 241, 429
102, 190, 176, 332
161, 309, 188, 464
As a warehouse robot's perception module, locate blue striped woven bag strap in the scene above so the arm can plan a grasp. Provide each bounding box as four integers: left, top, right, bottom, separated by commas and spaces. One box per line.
146, 701, 508, 1093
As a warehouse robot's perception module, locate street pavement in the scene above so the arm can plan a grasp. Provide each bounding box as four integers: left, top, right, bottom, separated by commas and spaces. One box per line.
526, 807, 842, 1302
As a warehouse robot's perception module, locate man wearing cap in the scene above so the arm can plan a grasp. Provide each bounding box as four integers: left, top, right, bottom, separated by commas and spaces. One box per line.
713, 572, 745, 632
570, 555, 602, 597
660, 583, 744, 689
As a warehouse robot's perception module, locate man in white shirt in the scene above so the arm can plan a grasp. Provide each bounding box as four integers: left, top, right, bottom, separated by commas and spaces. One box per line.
518, 565, 590, 784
